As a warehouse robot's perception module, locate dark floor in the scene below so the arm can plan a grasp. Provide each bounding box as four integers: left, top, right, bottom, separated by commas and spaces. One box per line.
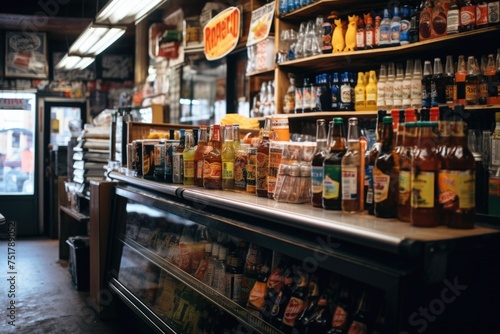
0, 237, 151, 334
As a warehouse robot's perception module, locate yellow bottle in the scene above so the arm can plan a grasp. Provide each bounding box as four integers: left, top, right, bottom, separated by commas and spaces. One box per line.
365, 70, 378, 111
355, 72, 366, 111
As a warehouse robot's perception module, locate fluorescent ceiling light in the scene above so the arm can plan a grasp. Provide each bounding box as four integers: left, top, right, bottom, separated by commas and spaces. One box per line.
56, 54, 95, 70
69, 23, 126, 57
96, 0, 167, 25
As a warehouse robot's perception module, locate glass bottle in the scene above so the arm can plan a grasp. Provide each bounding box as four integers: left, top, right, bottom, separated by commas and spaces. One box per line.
439, 105, 476, 229
377, 64, 387, 110
398, 121, 418, 222
456, 55, 467, 105
281, 271, 309, 331
374, 15, 381, 47
172, 129, 185, 184
485, 54, 498, 104
393, 63, 404, 109
478, 57, 488, 105
491, 112, 500, 173
365, 70, 378, 110
411, 58, 423, 109
354, 72, 366, 111
203, 124, 222, 189
411, 121, 441, 227
465, 56, 479, 105
419, 0, 433, 41
356, 16, 366, 50
256, 117, 271, 197
183, 129, 195, 185
422, 60, 433, 108
366, 110, 387, 215
347, 290, 371, 334
222, 124, 235, 190
340, 72, 352, 111
233, 125, 248, 192
312, 119, 329, 207
283, 74, 296, 114
365, 13, 375, 48
341, 118, 361, 213
391, 5, 401, 46
447, 0, 460, 34
385, 62, 395, 110
444, 55, 457, 105
323, 118, 347, 210
402, 59, 413, 108
374, 116, 399, 218
213, 246, 227, 294
331, 72, 340, 111
409, 1, 420, 43
476, 0, 489, 29
400, 4, 411, 45
194, 125, 208, 187
379, 8, 391, 47
327, 284, 352, 333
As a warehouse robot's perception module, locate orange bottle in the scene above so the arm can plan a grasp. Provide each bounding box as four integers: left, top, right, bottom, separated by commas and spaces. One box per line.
203, 124, 222, 189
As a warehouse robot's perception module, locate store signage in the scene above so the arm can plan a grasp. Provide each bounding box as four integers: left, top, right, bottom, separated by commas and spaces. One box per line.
0, 98, 31, 110
246, 2, 275, 46
204, 7, 240, 60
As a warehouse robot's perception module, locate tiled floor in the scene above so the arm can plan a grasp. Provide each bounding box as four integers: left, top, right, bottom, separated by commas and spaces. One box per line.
0, 237, 149, 333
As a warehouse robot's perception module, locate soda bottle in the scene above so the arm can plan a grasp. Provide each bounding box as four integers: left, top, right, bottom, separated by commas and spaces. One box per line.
460, 0, 477, 32
183, 129, 195, 185
323, 118, 347, 210
385, 62, 395, 109
465, 56, 479, 105
402, 59, 413, 108
431, 57, 445, 106
393, 63, 404, 109
398, 120, 418, 222
312, 119, 329, 207
341, 118, 362, 213
256, 117, 271, 197
456, 55, 467, 104
485, 53, 499, 104
366, 110, 387, 215
478, 57, 488, 105
203, 125, 222, 189
222, 124, 235, 190
444, 55, 457, 105
411, 58, 423, 109
376, 64, 387, 110
194, 126, 208, 187
422, 60, 433, 108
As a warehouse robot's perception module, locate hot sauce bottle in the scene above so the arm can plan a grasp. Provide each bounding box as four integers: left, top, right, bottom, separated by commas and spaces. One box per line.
411, 121, 441, 227
203, 124, 222, 189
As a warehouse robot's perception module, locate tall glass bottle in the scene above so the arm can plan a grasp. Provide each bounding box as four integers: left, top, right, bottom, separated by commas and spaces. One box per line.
444, 55, 457, 105
203, 124, 222, 189
373, 116, 399, 218
366, 110, 387, 215
256, 117, 271, 197
341, 118, 361, 213
398, 121, 418, 222
222, 124, 235, 190
323, 118, 347, 210
422, 60, 433, 108
402, 59, 413, 108
331, 72, 340, 111
439, 105, 476, 229
233, 124, 247, 192
478, 57, 488, 105
354, 72, 366, 111
340, 72, 352, 111
183, 129, 195, 185
456, 55, 467, 104
379, 8, 391, 47
460, 0, 476, 32
485, 54, 498, 104
365, 70, 378, 110
385, 62, 395, 109
173, 129, 185, 184
390, 5, 401, 46
194, 125, 208, 187
393, 63, 404, 109
377, 64, 387, 110
411, 58, 423, 109
465, 56, 479, 105
447, 0, 460, 34
431, 57, 445, 106
411, 121, 440, 227
312, 119, 329, 207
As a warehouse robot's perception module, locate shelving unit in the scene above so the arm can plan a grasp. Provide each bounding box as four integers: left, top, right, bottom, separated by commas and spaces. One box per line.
59, 204, 89, 260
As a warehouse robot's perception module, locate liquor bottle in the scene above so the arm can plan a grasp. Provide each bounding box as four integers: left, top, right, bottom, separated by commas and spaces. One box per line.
478, 57, 489, 105
402, 59, 413, 108
331, 72, 340, 111
364, 13, 375, 48
393, 63, 404, 109
411, 58, 423, 109
432, 0, 448, 38
419, 0, 433, 41
476, 0, 489, 29
366, 110, 387, 215
409, 1, 420, 43
431, 57, 445, 106
183, 129, 195, 185
347, 290, 371, 334
221, 124, 235, 190
398, 120, 418, 222
374, 116, 399, 218
354, 72, 366, 111
411, 121, 441, 227
341, 118, 361, 213
374, 15, 381, 47
400, 5, 411, 45
312, 119, 329, 207
327, 284, 352, 333
379, 8, 391, 47
489, 0, 500, 25
365, 70, 378, 110
460, 0, 477, 32
356, 16, 365, 50
447, 0, 460, 34
194, 125, 208, 187
385, 62, 395, 110
213, 246, 227, 294
376, 64, 387, 110
465, 56, 479, 105
444, 55, 457, 105
439, 105, 476, 229
390, 5, 402, 46
203, 124, 222, 189
340, 72, 352, 111
256, 117, 271, 197
172, 129, 185, 183
422, 60, 433, 108
323, 118, 347, 210
485, 54, 498, 104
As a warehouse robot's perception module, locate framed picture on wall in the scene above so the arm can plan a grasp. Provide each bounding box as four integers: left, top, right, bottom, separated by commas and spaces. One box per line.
101, 54, 134, 80
5, 31, 48, 79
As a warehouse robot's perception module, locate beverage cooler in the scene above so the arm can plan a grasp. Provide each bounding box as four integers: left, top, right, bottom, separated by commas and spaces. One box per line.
105, 172, 500, 333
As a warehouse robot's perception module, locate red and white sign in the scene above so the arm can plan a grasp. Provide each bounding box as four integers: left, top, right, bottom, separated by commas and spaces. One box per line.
204, 7, 240, 61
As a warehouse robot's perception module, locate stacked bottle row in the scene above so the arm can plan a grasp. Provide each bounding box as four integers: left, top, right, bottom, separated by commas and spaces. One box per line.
278, 0, 500, 62
125, 210, 386, 333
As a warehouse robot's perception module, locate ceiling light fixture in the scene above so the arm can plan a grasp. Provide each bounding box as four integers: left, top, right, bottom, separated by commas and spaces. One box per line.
56, 54, 95, 70
68, 23, 127, 57
95, 0, 167, 25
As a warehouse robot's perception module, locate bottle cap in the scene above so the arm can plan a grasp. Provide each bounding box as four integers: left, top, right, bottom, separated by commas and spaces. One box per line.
333, 117, 344, 124
383, 116, 393, 124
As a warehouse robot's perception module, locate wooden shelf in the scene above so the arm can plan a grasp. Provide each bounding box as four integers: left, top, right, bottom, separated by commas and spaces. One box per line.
279, 0, 389, 20
60, 205, 89, 222
246, 67, 276, 77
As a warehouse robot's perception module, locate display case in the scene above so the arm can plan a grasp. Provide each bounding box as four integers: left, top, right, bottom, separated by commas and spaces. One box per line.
105, 171, 500, 333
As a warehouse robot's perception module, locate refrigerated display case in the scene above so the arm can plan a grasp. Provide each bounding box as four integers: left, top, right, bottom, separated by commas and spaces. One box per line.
105, 171, 500, 333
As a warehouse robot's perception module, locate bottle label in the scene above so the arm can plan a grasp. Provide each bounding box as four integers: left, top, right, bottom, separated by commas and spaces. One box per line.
365, 165, 374, 205
379, 25, 391, 45
348, 320, 368, 334
445, 83, 457, 104
342, 167, 358, 200
460, 6, 476, 26
447, 10, 460, 33
411, 80, 422, 101
411, 171, 435, 208
332, 305, 348, 328
303, 87, 312, 110
323, 165, 341, 199
491, 138, 500, 166
196, 160, 204, 180
373, 168, 390, 203
479, 82, 488, 98
400, 19, 410, 43
374, 26, 380, 46
355, 88, 365, 105
366, 88, 377, 107
377, 82, 385, 99
465, 83, 478, 102
183, 159, 194, 178
399, 170, 411, 205
222, 161, 234, 180
393, 83, 403, 101
432, 3, 447, 36
476, 4, 489, 26
295, 88, 303, 110
489, 2, 500, 23
283, 296, 306, 327
203, 161, 222, 180
341, 84, 351, 103
256, 152, 269, 192
322, 22, 333, 51
356, 30, 365, 48
390, 23, 401, 44
402, 80, 411, 99
365, 30, 374, 47
438, 170, 475, 210
214, 267, 226, 293
331, 86, 339, 109
234, 155, 247, 189
311, 166, 324, 193
172, 153, 183, 183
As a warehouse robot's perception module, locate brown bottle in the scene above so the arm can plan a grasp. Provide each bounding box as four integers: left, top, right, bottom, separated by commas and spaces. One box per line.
323, 118, 347, 210
465, 56, 479, 105
439, 105, 476, 229
411, 121, 441, 227
194, 125, 208, 187
398, 121, 418, 222
203, 124, 222, 189
436, 106, 452, 225
374, 116, 399, 218
312, 119, 329, 207
455, 55, 467, 105
256, 117, 271, 197
341, 118, 361, 213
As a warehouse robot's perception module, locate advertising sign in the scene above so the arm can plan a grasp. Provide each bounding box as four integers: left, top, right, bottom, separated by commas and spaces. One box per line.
204, 7, 240, 60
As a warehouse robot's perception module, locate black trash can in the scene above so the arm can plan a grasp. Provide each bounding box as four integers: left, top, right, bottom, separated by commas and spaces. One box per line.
66, 236, 90, 291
